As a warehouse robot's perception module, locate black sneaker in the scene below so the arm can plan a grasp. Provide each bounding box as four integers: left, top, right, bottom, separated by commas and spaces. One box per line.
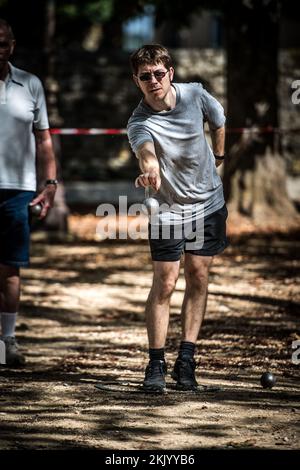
143, 359, 167, 393
171, 356, 198, 390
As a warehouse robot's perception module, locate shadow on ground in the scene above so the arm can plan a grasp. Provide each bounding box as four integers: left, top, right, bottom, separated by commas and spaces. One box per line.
0, 230, 299, 450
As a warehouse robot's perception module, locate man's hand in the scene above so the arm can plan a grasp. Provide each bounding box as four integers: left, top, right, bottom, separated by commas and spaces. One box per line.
135, 170, 161, 191
29, 185, 56, 219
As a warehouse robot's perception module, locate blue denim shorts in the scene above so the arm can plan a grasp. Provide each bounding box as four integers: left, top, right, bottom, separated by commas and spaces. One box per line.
0, 190, 35, 267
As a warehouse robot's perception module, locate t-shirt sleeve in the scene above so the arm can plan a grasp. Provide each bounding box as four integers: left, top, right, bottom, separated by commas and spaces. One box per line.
127, 121, 154, 155
31, 76, 50, 130
200, 87, 226, 130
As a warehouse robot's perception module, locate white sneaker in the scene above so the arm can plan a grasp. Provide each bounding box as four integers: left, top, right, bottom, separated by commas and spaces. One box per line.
2, 336, 26, 366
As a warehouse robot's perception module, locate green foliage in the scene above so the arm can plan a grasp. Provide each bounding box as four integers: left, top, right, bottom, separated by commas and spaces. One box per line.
59, 3, 78, 18
85, 0, 113, 22
59, 0, 114, 23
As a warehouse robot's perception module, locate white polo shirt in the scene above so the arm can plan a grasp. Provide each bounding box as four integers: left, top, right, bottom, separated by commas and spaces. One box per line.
0, 63, 49, 191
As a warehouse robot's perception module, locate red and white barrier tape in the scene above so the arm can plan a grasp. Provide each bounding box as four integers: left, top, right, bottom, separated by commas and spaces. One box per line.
49, 127, 299, 135
225, 126, 299, 134
50, 128, 127, 135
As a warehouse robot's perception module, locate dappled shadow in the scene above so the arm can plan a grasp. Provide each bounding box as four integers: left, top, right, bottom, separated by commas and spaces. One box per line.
0, 231, 299, 449
0, 373, 299, 449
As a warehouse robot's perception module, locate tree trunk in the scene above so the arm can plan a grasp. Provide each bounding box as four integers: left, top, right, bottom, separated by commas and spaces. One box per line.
223, 0, 298, 227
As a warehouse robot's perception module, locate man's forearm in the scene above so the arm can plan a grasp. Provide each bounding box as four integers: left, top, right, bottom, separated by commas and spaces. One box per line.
210, 126, 225, 167
135, 143, 161, 190
35, 131, 57, 185
139, 151, 160, 174
36, 143, 56, 183
31, 130, 57, 217
210, 126, 225, 154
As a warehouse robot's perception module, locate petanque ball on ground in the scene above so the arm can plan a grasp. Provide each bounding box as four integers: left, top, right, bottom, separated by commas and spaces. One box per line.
260, 371, 276, 389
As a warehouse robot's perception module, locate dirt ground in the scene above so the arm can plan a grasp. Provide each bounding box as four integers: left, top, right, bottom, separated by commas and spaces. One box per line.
0, 215, 299, 450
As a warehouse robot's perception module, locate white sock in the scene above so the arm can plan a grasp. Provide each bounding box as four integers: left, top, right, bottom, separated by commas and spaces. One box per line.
1, 312, 17, 338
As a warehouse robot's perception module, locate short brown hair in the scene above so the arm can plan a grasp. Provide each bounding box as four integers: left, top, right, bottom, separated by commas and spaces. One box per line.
130, 44, 173, 75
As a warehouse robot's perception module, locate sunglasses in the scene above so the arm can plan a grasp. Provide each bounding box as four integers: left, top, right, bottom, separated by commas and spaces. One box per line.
138, 70, 169, 82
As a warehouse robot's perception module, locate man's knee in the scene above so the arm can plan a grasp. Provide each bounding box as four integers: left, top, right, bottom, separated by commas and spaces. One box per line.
185, 256, 212, 288
153, 273, 178, 302
0, 263, 20, 279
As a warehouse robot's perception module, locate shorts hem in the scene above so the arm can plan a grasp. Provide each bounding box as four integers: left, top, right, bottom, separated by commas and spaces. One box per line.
151, 256, 181, 262
0, 259, 29, 267
185, 240, 230, 257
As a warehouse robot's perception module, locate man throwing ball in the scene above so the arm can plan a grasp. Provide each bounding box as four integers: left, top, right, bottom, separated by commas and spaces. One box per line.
127, 44, 229, 393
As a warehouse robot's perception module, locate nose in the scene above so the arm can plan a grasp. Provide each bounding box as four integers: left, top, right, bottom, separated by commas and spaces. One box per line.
149, 74, 158, 83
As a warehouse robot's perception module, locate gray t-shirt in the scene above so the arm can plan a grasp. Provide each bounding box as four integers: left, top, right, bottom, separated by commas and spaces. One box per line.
0, 63, 49, 191
127, 82, 226, 223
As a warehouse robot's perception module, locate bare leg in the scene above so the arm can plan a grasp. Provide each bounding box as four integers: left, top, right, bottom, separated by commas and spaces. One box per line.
0, 264, 20, 313
181, 254, 213, 343
146, 260, 180, 348
0, 264, 25, 365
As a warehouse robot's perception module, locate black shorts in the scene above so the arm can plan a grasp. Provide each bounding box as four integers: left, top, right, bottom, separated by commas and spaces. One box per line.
148, 203, 229, 262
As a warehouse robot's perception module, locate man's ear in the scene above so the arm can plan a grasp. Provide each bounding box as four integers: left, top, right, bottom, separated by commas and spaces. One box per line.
169, 67, 174, 82
133, 74, 140, 88
10, 40, 16, 56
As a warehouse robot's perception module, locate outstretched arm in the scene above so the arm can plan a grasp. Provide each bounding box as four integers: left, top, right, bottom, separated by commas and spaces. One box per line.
135, 141, 161, 191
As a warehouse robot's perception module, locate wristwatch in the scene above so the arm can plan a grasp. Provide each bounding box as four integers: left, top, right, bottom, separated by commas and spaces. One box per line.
45, 179, 58, 186
214, 154, 225, 161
